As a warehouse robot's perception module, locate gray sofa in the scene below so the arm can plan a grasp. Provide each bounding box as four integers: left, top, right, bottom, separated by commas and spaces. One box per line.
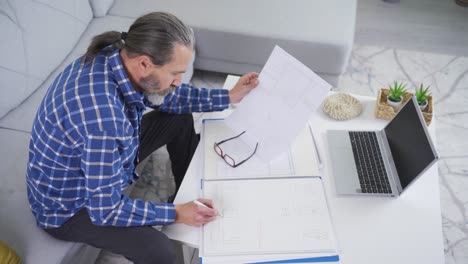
109, 0, 357, 86
0, 0, 356, 263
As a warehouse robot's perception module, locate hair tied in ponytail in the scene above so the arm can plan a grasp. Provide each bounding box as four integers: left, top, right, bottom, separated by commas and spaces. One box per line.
120, 32, 128, 41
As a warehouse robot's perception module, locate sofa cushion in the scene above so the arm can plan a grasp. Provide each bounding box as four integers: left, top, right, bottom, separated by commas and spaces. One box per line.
0, 0, 93, 119
0, 14, 196, 133
0, 14, 195, 133
0, 129, 78, 263
0, 16, 136, 133
0, 57, 73, 133
0, 15, 136, 133
89, 0, 115, 17
109, 0, 356, 83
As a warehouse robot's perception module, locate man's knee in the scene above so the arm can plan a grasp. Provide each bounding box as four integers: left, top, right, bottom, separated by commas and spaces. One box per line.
172, 114, 195, 139
156, 112, 194, 132
141, 246, 176, 264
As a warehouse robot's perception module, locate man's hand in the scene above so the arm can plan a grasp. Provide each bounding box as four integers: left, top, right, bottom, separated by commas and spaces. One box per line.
174, 199, 218, 227
229, 72, 259, 104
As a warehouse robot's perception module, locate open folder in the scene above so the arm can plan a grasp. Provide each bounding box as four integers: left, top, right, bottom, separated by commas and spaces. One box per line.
200, 119, 338, 263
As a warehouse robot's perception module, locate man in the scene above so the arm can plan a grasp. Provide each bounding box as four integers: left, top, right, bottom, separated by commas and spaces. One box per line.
26, 12, 259, 263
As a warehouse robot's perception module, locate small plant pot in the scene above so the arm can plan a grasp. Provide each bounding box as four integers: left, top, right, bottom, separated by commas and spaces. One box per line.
376, 89, 433, 126
387, 96, 402, 110
418, 100, 428, 111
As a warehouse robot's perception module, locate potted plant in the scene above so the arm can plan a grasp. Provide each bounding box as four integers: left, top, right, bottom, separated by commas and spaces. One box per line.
387, 81, 407, 110
415, 84, 431, 110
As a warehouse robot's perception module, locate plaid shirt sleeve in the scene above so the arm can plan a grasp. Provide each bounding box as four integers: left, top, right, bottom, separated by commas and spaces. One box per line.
158, 83, 230, 113
82, 131, 175, 226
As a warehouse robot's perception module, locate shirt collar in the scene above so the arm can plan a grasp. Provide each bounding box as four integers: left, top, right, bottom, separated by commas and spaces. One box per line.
108, 49, 146, 111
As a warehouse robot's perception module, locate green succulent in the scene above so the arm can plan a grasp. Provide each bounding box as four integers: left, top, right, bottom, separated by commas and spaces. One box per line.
415, 84, 431, 105
388, 81, 407, 102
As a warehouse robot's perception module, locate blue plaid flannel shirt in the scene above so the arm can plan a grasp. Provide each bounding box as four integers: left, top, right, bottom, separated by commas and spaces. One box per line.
27, 48, 229, 228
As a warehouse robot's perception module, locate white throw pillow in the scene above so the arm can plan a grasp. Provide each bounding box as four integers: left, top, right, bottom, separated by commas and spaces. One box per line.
89, 0, 114, 17
0, 0, 92, 119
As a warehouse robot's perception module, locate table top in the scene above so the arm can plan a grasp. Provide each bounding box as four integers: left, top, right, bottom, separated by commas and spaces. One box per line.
162, 75, 444, 264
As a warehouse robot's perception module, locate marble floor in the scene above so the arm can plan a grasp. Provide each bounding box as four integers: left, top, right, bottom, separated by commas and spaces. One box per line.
355, 0, 468, 56
96, 44, 468, 264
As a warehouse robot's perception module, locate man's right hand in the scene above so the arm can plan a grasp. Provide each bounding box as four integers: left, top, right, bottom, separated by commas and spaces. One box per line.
174, 199, 218, 227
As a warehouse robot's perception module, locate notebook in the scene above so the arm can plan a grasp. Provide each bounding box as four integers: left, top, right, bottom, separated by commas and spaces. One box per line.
326, 96, 438, 196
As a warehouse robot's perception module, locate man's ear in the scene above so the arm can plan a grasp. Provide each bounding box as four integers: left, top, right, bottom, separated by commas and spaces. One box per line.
137, 55, 154, 75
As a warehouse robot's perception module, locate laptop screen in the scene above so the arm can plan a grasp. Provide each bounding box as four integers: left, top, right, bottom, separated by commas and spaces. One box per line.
384, 98, 438, 190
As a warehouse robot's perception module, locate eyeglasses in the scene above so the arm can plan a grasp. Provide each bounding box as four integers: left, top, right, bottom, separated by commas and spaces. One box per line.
213, 131, 259, 168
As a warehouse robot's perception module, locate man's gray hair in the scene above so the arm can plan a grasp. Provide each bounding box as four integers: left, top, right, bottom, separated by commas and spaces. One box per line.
83, 12, 194, 65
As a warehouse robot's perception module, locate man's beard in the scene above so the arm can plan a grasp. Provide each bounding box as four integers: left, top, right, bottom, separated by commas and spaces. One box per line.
140, 75, 176, 105
140, 75, 169, 96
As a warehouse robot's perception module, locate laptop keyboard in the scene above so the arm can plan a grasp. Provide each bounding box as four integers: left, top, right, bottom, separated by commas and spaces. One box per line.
349, 131, 392, 194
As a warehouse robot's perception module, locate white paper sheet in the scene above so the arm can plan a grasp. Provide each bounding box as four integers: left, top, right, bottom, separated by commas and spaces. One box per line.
203, 119, 295, 180
225, 46, 330, 161
201, 177, 337, 257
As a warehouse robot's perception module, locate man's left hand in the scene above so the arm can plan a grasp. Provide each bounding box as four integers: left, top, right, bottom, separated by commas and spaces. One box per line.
228, 72, 259, 104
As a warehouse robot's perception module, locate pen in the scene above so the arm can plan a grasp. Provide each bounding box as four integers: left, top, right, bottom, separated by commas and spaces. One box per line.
308, 123, 323, 169
193, 200, 223, 217
193, 200, 211, 208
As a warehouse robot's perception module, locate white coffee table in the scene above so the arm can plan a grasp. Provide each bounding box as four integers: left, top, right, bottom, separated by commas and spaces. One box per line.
162, 75, 444, 264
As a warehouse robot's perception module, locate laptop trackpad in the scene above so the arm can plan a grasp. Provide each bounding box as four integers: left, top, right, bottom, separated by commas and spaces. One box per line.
328, 132, 361, 194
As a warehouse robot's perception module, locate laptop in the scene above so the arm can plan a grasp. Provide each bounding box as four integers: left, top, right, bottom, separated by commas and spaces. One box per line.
326, 96, 438, 197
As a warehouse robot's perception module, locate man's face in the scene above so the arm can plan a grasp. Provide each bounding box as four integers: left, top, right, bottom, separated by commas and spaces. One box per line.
138, 44, 193, 96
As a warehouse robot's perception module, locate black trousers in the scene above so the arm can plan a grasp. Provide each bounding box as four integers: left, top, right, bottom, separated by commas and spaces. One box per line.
139, 110, 199, 194
44, 111, 199, 264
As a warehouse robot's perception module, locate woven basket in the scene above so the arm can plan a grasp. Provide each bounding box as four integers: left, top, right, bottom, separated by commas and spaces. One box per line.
375, 89, 433, 126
